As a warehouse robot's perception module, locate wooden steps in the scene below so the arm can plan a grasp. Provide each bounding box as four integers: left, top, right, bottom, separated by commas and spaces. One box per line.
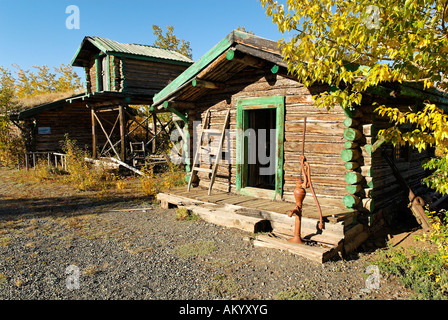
156, 189, 367, 263
251, 234, 339, 263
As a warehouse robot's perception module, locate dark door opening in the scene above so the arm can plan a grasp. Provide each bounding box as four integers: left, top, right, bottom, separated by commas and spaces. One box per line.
246, 108, 276, 190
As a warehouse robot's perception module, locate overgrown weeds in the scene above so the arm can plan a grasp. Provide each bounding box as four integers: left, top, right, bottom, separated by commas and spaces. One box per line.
374, 210, 448, 300
176, 208, 200, 222
140, 158, 186, 197
61, 137, 113, 192
18, 137, 186, 200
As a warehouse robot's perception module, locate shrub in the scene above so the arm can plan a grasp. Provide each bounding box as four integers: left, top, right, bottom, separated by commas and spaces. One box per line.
140, 159, 187, 198
140, 164, 160, 197
161, 158, 187, 189
29, 160, 52, 182
61, 136, 112, 191
176, 207, 200, 222
375, 210, 448, 300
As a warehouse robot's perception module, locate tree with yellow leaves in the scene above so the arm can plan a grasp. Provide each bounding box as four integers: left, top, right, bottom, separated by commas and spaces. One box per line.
260, 0, 448, 195
152, 25, 193, 59
0, 63, 82, 166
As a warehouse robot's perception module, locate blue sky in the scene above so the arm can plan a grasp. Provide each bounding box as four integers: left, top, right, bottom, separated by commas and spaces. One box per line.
0, 0, 285, 77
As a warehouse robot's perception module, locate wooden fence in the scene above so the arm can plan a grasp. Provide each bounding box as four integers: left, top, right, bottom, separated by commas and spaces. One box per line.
21, 152, 70, 171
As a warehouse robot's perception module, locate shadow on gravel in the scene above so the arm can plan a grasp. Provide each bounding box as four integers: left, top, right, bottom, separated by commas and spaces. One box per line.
0, 194, 150, 222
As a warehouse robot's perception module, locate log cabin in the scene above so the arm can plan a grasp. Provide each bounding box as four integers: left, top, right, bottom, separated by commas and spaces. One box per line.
154, 30, 448, 262
10, 36, 193, 162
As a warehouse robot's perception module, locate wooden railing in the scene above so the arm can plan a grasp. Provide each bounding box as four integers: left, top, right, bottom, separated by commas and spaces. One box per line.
22, 152, 70, 171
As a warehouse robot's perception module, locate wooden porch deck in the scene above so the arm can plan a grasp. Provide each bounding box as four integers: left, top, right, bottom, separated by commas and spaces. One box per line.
160, 186, 353, 222
157, 186, 366, 263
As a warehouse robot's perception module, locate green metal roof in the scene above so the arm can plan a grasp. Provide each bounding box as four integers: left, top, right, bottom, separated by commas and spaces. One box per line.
71, 36, 194, 67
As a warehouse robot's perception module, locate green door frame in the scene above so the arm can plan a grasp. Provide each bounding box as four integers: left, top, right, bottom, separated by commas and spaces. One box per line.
236, 96, 285, 200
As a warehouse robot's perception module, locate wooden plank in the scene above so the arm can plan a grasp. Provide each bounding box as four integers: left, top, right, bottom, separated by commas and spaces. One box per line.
184, 204, 261, 234
236, 199, 274, 209
185, 188, 210, 198
225, 197, 263, 206
226, 202, 345, 237
109, 157, 144, 176
162, 191, 342, 262
252, 234, 338, 263
200, 193, 233, 202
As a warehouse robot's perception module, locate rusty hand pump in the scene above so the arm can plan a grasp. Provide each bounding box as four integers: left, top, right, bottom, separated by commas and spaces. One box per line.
288, 117, 324, 244
288, 178, 306, 244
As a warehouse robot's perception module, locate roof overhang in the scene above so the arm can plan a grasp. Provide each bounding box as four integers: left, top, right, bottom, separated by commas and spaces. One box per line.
151, 30, 286, 110
9, 91, 154, 121
70, 37, 101, 67
9, 93, 86, 120
71, 36, 194, 68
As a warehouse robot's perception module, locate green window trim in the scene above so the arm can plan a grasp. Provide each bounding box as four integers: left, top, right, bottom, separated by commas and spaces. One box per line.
236, 96, 285, 200
95, 54, 100, 93
105, 55, 111, 91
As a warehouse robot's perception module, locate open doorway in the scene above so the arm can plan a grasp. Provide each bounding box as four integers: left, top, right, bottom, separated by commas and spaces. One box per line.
246, 108, 276, 190
236, 96, 285, 199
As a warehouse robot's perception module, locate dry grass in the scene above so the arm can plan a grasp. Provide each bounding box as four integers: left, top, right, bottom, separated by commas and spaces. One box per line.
170, 240, 217, 258
140, 161, 186, 198
13, 90, 83, 111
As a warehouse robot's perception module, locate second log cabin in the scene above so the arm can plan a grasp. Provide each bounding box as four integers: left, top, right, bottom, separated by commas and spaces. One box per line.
10, 36, 193, 163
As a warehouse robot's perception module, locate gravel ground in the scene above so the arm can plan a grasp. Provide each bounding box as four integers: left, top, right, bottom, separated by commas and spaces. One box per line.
0, 201, 412, 301
0, 167, 413, 302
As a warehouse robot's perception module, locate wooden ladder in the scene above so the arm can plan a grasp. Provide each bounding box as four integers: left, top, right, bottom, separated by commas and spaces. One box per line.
187, 109, 230, 195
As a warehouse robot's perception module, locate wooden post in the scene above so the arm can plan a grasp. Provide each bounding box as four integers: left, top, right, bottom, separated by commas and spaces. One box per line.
152, 111, 157, 154
119, 105, 126, 162
91, 107, 97, 159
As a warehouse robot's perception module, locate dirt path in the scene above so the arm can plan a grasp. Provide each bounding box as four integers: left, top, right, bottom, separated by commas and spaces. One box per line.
0, 167, 412, 300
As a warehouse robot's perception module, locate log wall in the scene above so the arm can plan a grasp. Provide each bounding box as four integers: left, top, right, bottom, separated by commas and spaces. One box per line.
32, 102, 118, 154
122, 58, 190, 95
191, 69, 347, 209
85, 55, 189, 95
341, 99, 430, 218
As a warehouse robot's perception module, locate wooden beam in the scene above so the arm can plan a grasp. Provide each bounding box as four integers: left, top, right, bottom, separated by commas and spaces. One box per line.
226, 48, 267, 69
152, 111, 157, 154
162, 100, 195, 111
343, 128, 362, 141
191, 78, 225, 90
93, 112, 121, 159
124, 110, 153, 136
341, 149, 361, 162
152, 34, 233, 106
100, 113, 120, 156
119, 105, 126, 162
109, 157, 145, 176
91, 108, 97, 158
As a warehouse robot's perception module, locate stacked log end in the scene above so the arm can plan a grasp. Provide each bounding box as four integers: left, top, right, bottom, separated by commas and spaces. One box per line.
341, 107, 375, 214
